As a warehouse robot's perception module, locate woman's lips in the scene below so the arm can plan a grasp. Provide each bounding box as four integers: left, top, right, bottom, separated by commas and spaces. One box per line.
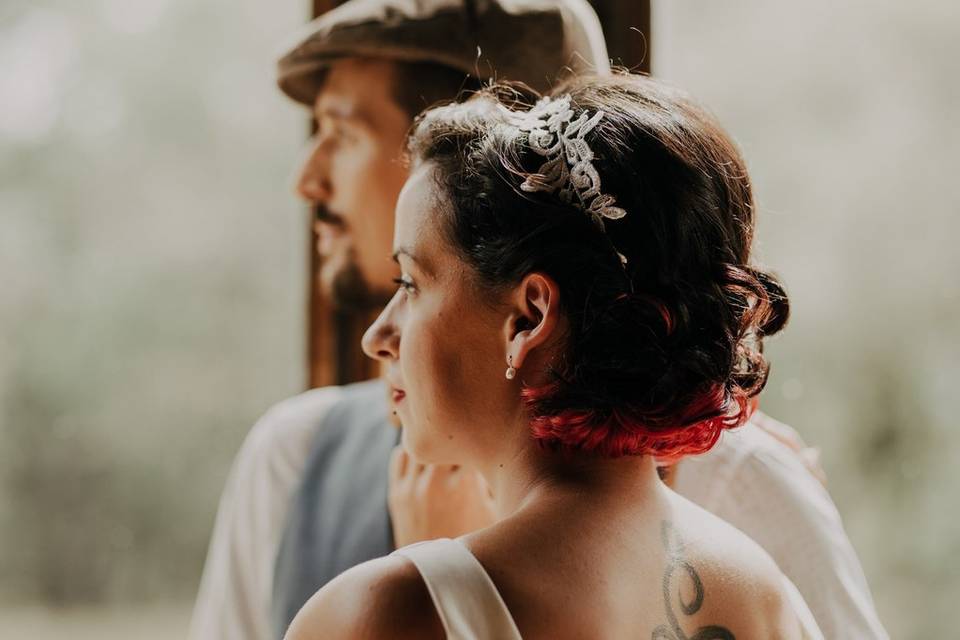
391, 388, 406, 403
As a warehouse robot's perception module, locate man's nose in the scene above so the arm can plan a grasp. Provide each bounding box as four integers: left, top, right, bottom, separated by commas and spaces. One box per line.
295, 141, 331, 203
362, 301, 401, 362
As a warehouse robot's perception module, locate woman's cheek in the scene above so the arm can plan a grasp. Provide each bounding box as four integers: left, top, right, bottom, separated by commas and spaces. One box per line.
408, 315, 453, 413
401, 314, 435, 411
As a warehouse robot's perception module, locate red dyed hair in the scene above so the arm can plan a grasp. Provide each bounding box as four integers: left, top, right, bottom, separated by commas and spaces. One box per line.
523, 383, 756, 460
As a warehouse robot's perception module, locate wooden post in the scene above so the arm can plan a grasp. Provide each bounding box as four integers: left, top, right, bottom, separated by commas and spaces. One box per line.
306, 2, 379, 388
588, 0, 651, 73
305, 0, 652, 388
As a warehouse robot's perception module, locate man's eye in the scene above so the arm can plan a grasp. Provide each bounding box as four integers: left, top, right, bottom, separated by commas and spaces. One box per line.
315, 120, 349, 145
336, 124, 359, 144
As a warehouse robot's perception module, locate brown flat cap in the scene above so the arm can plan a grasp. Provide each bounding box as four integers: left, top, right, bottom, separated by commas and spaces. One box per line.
277, 0, 610, 105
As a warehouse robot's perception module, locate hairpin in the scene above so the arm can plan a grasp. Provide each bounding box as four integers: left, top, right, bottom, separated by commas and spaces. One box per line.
502, 95, 628, 265
504, 95, 627, 225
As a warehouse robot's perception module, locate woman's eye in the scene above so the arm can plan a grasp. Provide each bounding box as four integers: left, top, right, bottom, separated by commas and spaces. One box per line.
392, 277, 416, 294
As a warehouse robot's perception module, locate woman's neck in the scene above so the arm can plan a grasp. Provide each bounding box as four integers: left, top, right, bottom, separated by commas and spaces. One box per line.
479, 422, 663, 520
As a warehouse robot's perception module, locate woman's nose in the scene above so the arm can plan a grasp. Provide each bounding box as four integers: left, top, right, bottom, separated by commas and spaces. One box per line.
362, 302, 400, 362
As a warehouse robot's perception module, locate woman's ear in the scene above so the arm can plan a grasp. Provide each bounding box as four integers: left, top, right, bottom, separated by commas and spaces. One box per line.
503, 272, 561, 371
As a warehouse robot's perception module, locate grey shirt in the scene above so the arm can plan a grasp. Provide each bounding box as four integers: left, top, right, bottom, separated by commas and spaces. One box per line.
271, 380, 398, 638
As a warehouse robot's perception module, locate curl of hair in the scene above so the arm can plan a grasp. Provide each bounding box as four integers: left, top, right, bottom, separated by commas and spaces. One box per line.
408, 72, 789, 459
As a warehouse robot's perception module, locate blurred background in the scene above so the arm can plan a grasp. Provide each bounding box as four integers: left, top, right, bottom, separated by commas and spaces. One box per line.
1, 0, 955, 637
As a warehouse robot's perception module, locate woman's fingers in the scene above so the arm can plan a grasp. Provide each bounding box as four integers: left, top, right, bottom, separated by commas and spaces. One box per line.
390, 445, 476, 497
390, 445, 435, 484
389, 445, 409, 479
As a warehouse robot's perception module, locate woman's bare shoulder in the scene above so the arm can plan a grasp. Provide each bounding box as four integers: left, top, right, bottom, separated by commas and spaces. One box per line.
671, 498, 810, 639
283, 554, 444, 640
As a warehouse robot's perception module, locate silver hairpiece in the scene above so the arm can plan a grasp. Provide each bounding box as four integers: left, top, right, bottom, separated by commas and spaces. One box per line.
504, 95, 627, 226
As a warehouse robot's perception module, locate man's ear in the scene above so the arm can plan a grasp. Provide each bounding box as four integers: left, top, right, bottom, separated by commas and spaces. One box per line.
502, 272, 561, 371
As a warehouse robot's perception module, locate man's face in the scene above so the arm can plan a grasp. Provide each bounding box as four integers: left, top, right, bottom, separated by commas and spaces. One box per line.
296, 58, 411, 311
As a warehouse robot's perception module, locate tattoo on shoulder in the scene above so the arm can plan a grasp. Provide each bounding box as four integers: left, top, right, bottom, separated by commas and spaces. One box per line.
652, 521, 735, 640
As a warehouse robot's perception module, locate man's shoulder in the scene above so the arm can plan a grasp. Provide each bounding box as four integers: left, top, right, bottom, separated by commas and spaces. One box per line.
259, 385, 345, 427
243, 386, 344, 455
671, 412, 841, 558
245, 380, 386, 453
231, 380, 381, 479
696, 412, 809, 463
674, 412, 827, 508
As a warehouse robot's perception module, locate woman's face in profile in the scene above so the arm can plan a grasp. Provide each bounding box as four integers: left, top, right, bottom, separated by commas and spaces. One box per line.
362, 163, 514, 465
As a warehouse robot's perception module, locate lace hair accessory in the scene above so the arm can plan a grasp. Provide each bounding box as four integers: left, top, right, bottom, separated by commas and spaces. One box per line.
503, 95, 627, 226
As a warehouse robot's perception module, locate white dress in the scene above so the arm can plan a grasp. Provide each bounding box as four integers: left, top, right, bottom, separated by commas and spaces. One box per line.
393, 538, 523, 640
393, 538, 824, 640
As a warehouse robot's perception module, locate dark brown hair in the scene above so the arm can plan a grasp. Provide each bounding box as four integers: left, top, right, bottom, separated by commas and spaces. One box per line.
408, 72, 788, 458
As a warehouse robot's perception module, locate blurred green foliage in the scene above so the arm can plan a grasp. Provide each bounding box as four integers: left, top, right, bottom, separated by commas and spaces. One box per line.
656, 2, 960, 636
0, 0, 305, 604
1, 0, 957, 637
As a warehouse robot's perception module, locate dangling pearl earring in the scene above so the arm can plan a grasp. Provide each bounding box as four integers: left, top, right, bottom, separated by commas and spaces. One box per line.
505, 355, 517, 380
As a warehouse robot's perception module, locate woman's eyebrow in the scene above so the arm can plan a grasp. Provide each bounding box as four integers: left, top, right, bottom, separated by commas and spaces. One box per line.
392, 247, 434, 277
392, 247, 415, 264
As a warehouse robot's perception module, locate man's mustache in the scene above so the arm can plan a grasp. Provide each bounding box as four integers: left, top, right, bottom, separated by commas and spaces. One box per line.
314, 204, 346, 227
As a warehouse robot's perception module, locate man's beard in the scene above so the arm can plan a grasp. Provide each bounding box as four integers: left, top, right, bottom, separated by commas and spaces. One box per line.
315, 204, 393, 312
326, 251, 394, 313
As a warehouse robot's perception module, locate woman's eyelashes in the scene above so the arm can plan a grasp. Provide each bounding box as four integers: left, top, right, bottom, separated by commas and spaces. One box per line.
392, 276, 417, 295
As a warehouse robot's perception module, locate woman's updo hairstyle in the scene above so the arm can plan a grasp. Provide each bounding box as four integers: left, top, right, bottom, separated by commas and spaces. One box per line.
407, 72, 789, 459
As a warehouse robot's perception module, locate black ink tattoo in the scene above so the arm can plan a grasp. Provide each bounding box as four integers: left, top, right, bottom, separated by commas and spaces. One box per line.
652, 521, 735, 640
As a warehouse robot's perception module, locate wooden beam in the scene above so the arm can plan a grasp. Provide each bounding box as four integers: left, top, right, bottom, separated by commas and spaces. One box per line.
312, 0, 340, 19
306, 3, 354, 388
589, 0, 651, 73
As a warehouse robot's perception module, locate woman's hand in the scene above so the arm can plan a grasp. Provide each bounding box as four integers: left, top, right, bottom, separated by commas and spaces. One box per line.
388, 445, 499, 548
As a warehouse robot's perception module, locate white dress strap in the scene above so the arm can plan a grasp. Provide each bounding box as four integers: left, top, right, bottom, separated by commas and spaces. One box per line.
392, 538, 523, 640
